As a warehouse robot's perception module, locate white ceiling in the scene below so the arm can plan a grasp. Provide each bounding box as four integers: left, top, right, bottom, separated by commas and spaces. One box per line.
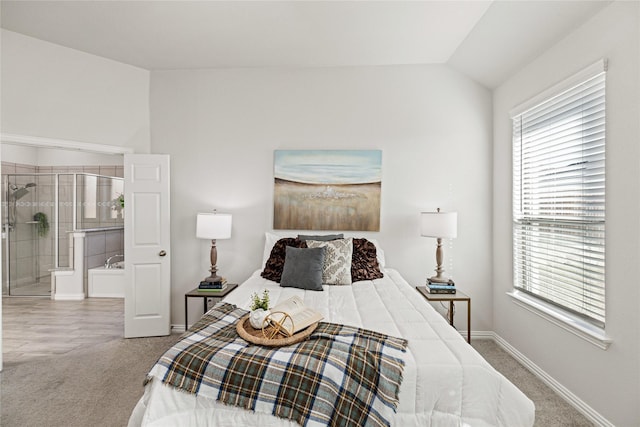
0, 1, 609, 89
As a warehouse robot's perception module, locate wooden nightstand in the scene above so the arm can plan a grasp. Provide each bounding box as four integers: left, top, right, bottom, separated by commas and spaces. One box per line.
416, 286, 471, 343
184, 283, 238, 330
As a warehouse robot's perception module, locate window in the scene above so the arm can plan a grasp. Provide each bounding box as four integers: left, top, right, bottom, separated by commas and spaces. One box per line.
83, 174, 98, 219
512, 60, 606, 327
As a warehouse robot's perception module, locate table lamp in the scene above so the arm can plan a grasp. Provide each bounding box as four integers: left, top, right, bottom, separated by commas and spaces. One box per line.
196, 211, 232, 283
421, 208, 458, 284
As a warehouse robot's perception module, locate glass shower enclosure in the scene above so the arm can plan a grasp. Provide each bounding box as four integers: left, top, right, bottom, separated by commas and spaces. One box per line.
2, 173, 124, 296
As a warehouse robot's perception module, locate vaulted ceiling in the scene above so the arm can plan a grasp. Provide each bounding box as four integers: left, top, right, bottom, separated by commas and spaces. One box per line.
1, 1, 610, 88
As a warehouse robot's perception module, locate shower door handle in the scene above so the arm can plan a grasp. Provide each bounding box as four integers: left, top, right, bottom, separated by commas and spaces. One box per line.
159, 250, 167, 257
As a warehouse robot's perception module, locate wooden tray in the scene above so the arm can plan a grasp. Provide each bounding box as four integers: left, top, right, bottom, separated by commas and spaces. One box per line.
236, 314, 318, 347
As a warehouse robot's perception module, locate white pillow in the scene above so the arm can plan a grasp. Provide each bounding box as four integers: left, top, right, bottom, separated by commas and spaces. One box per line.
262, 232, 293, 267
306, 238, 353, 285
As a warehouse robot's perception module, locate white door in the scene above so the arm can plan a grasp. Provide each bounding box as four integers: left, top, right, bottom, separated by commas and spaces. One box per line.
124, 154, 171, 338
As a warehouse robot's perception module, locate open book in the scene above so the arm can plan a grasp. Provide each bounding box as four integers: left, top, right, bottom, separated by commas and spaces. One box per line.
270, 296, 323, 336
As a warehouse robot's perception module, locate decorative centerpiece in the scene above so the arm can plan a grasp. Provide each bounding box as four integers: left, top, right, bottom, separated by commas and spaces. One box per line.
249, 289, 271, 329
261, 311, 294, 339
237, 295, 322, 347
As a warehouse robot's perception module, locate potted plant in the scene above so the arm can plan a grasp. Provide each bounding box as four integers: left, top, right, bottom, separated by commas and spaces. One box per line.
112, 193, 124, 219
249, 289, 271, 328
33, 212, 49, 237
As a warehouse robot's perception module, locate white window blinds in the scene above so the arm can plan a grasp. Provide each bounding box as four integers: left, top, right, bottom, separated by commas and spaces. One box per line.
512, 62, 606, 327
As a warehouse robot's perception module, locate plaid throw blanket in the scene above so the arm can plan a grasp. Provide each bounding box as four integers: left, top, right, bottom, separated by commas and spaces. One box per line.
148, 302, 407, 427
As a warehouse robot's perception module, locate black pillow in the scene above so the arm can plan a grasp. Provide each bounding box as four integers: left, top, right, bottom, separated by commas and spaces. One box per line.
280, 246, 325, 291
297, 234, 344, 241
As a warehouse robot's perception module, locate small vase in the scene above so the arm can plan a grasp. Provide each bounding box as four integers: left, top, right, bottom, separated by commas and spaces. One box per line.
249, 309, 270, 329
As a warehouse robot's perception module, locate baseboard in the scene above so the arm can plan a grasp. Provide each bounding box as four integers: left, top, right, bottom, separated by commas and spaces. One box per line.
491, 332, 614, 427
53, 293, 85, 301
88, 293, 124, 299
470, 330, 494, 340
171, 324, 186, 333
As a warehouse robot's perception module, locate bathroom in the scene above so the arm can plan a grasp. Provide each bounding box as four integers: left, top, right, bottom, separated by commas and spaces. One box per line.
1, 143, 125, 299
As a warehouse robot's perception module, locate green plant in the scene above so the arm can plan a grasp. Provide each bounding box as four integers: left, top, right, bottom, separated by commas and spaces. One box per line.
250, 289, 270, 311
113, 193, 124, 210
33, 212, 49, 237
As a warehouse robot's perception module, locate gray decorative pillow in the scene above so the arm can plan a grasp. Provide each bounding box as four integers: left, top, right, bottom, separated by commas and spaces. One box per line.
279, 246, 325, 291
297, 234, 344, 241
306, 238, 353, 285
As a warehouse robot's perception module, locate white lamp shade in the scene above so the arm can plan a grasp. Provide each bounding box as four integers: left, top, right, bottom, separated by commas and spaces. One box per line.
420, 211, 457, 238
196, 212, 232, 239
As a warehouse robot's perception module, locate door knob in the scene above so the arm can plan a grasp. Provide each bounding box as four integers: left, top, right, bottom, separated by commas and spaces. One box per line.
159, 250, 167, 257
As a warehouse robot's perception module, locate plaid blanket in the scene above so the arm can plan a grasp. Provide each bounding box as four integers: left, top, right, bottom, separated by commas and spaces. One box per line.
148, 302, 407, 427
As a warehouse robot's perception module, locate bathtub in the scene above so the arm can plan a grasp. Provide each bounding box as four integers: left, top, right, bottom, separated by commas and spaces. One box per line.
88, 264, 125, 298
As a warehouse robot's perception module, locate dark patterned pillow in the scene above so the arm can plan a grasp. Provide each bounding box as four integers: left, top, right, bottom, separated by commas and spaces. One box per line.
351, 238, 384, 282
261, 238, 308, 282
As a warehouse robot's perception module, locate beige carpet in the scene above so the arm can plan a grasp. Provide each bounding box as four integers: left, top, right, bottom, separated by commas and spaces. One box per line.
1, 334, 181, 427
2, 336, 593, 426
472, 340, 594, 426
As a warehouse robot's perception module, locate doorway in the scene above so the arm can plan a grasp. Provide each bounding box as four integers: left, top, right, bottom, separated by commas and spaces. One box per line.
2, 170, 125, 297
0, 135, 133, 372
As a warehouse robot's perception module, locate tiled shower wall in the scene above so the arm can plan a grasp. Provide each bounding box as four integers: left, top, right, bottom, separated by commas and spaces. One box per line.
2, 162, 40, 288
1, 162, 123, 293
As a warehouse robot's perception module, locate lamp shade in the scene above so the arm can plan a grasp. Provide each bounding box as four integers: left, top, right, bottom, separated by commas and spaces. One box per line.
420, 211, 457, 238
196, 212, 232, 240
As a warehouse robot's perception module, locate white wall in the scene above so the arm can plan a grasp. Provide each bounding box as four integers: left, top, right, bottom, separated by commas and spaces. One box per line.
150, 65, 493, 330
493, 2, 639, 425
0, 140, 3, 370
0, 143, 37, 165
1, 144, 123, 166
35, 147, 122, 167
1, 30, 151, 153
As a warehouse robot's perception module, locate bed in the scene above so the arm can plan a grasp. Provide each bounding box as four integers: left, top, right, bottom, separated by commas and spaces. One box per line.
129, 236, 535, 426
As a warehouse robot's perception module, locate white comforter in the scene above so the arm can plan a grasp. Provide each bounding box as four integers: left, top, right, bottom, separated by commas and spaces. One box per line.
130, 269, 535, 427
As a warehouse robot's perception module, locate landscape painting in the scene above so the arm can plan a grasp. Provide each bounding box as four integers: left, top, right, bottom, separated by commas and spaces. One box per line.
273, 150, 382, 231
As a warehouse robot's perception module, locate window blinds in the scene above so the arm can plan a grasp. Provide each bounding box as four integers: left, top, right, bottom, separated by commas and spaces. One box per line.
512, 65, 606, 327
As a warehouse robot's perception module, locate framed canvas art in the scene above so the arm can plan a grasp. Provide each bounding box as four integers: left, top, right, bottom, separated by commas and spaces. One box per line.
273, 150, 381, 231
